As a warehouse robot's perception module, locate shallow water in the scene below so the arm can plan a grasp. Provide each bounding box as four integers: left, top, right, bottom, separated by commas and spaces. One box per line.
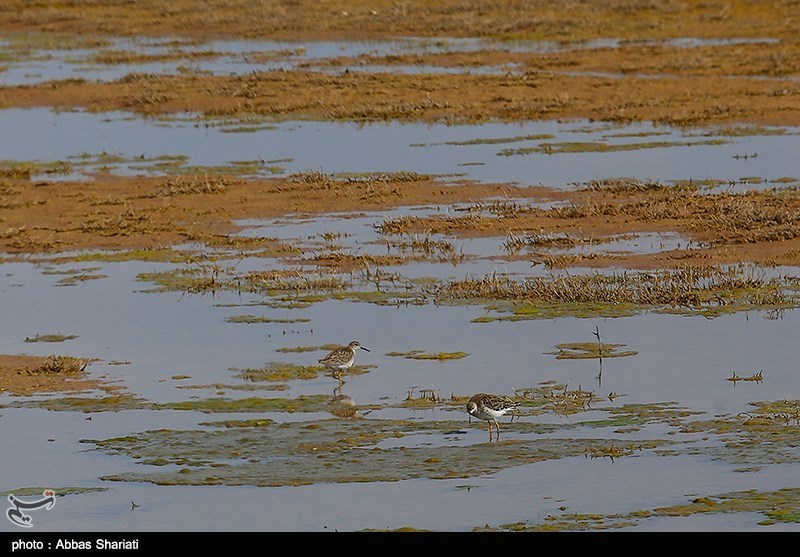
2, 34, 778, 86
0, 108, 796, 190
2, 37, 800, 533
0, 34, 576, 85
2, 228, 800, 532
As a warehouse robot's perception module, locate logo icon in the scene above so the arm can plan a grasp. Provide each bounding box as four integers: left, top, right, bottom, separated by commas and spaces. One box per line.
6, 490, 56, 528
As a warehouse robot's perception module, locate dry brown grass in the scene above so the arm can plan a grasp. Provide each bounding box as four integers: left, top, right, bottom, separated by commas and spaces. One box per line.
22, 354, 89, 375
244, 270, 350, 292
434, 264, 795, 309
3, 67, 800, 127
1, 1, 796, 42
153, 175, 243, 197
376, 185, 800, 250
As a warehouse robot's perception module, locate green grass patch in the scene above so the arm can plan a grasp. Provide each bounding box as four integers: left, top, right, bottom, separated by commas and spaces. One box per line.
498, 138, 728, 156
386, 350, 469, 361
24, 333, 79, 343
225, 314, 310, 324
157, 395, 332, 413
548, 342, 637, 359
234, 362, 323, 382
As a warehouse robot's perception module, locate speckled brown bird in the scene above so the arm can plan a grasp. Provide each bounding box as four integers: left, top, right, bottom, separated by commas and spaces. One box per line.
466, 393, 518, 441
318, 341, 370, 383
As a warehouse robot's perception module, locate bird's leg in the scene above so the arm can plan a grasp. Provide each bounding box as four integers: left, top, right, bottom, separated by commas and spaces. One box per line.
494, 419, 501, 440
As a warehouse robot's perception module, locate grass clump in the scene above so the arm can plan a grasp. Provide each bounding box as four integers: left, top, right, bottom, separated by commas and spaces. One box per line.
434, 264, 798, 317
154, 175, 244, 196
22, 355, 88, 375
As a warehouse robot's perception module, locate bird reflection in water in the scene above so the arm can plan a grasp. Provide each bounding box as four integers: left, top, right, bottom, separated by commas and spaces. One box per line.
327, 383, 367, 419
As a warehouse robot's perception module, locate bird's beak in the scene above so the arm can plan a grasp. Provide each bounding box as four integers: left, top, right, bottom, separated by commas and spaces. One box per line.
361, 347, 370, 352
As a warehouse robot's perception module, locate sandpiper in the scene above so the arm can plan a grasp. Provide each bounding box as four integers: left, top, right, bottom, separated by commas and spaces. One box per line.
466, 393, 518, 441
318, 341, 369, 383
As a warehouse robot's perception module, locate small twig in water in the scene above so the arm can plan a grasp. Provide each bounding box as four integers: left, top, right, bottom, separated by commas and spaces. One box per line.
593, 325, 604, 386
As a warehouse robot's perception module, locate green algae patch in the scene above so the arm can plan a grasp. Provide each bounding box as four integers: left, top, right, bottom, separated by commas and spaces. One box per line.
1, 486, 109, 497
696, 125, 788, 138
576, 402, 699, 433
6, 390, 333, 415
138, 266, 352, 296
655, 302, 796, 319
0, 159, 74, 179
548, 342, 637, 359
364, 526, 431, 532
10, 393, 151, 412
492, 302, 640, 321
275, 344, 342, 353
234, 362, 324, 382
178, 382, 289, 393
673, 399, 800, 465
386, 350, 469, 361
488, 487, 800, 532
87, 418, 671, 487
24, 333, 79, 343
498, 138, 728, 157
234, 362, 373, 383
200, 418, 274, 428
651, 488, 800, 525
136, 266, 227, 293
225, 314, 310, 324
485, 487, 800, 531
157, 394, 331, 413
438, 134, 555, 146
72, 153, 282, 179
502, 301, 640, 321
763, 506, 800, 524
771, 176, 799, 185
51, 248, 196, 264
330, 290, 425, 306
726, 370, 764, 384
53, 272, 108, 286
490, 513, 636, 532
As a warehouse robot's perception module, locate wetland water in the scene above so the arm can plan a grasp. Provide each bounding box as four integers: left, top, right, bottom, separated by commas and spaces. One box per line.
0, 107, 795, 189
2, 36, 800, 533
